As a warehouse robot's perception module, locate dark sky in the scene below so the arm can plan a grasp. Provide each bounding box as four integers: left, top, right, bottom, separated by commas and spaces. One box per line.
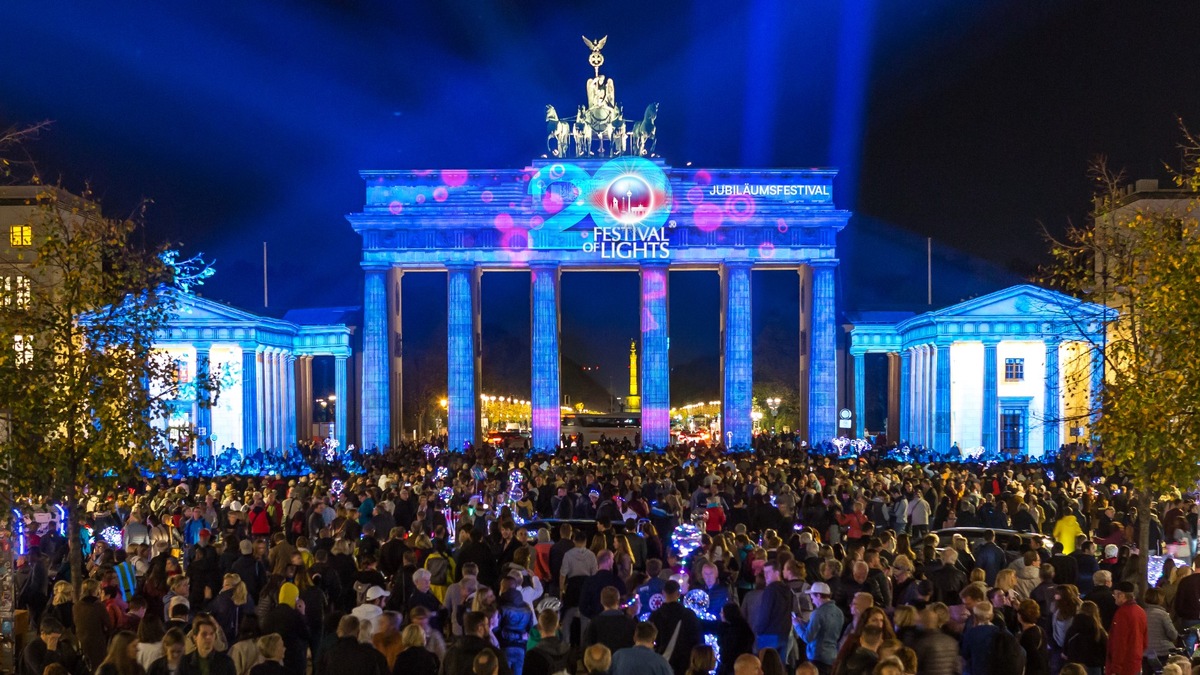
3, 1, 1199, 408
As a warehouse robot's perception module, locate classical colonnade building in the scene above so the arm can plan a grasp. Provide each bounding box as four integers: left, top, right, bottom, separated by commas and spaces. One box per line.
848, 285, 1106, 456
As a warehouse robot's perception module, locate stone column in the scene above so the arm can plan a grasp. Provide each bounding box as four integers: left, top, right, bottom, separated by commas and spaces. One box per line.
797, 266, 813, 441
808, 262, 838, 444
195, 345, 212, 459
361, 265, 390, 451
934, 341, 951, 452
255, 349, 266, 453
1044, 340, 1060, 456
387, 267, 404, 445
1089, 345, 1105, 432
241, 347, 258, 457
296, 356, 312, 443
918, 346, 929, 447
899, 350, 911, 443
447, 264, 481, 451
886, 352, 900, 443
721, 262, 753, 448
262, 350, 275, 452
852, 352, 866, 439
981, 340, 999, 452
640, 263, 670, 448
335, 355, 349, 452
530, 263, 561, 452
273, 350, 285, 451
285, 353, 296, 450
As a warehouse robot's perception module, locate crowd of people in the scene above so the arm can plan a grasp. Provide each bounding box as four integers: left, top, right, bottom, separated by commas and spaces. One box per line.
10, 437, 1200, 675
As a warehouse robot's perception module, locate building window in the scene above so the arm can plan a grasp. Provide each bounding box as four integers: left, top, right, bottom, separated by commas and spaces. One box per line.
2, 276, 30, 309
1004, 357, 1024, 382
13, 335, 32, 367
1000, 406, 1026, 454
9, 225, 31, 247
175, 358, 191, 384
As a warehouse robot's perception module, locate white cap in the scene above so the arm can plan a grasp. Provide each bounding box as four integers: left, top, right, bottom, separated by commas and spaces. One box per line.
808, 581, 832, 596
365, 586, 391, 601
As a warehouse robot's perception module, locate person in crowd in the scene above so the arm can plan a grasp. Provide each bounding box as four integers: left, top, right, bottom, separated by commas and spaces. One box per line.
584, 586, 636, 652
583, 644, 612, 675
22, 616, 84, 675
185, 616, 236, 675
524, 610, 571, 675
248, 634, 287, 675
315, 615, 388, 675
794, 581, 844, 675
1105, 582, 1147, 675
649, 580, 702, 675
393, 623, 441, 674
611, 622, 673, 675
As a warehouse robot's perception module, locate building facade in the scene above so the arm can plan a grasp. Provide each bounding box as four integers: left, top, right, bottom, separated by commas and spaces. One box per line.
849, 284, 1106, 457
153, 292, 355, 456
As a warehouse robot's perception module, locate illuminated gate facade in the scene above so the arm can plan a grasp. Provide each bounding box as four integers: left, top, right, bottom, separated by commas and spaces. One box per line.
346, 40, 851, 452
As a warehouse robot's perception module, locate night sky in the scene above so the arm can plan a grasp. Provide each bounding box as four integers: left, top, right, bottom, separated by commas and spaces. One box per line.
3, 2, 1199, 411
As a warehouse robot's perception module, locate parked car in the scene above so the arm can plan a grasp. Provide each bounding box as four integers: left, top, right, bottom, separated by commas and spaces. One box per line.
933, 527, 1054, 562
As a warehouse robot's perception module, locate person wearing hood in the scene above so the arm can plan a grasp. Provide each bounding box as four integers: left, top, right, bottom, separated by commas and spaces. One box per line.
525, 609, 571, 675
261, 582, 309, 675
497, 577, 535, 675
351, 585, 390, 638
1008, 551, 1042, 599
1053, 513, 1083, 554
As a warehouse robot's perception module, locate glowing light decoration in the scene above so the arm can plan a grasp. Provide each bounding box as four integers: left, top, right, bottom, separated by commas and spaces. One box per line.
1148, 555, 1168, 587
98, 526, 123, 549
438, 486, 454, 503
53, 504, 67, 537
330, 479, 345, 500
703, 633, 721, 675
684, 589, 715, 620
671, 523, 703, 561
423, 445, 442, 461
11, 509, 27, 556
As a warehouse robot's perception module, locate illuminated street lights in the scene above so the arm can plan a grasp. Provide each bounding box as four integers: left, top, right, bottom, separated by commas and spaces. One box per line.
766, 396, 781, 432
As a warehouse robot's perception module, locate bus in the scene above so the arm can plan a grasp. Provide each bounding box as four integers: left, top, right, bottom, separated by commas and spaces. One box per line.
561, 413, 641, 445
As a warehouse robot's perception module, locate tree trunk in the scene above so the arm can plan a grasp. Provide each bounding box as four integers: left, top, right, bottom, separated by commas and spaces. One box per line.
1137, 488, 1152, 596
68, 498, 84, 599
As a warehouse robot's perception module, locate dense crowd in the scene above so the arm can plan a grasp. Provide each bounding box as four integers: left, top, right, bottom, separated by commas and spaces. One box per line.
11, 439, 1200, 675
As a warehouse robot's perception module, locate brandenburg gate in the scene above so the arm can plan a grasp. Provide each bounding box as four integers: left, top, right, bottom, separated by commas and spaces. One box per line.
346, 37, 850, 451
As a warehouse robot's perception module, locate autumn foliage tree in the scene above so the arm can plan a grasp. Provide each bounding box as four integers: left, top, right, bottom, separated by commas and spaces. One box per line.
1044, 146, 1200, 588
0, 183, 213, 589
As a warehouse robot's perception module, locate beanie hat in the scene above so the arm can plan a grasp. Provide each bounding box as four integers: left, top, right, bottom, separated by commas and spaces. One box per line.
278, 582, 299, 608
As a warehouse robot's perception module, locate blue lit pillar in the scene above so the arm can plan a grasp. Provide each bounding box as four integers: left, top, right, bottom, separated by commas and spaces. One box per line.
721, 262, 753, 449
640, 263, 670, 449
934, 341, 951, 452
255, 350, 266, 452
274, 350, 285, 451
808, 262, 838, 444
241, 346, 258, 457
899, 349, 911, 443
195, 345, 212, 459
1044, 340, 1060, 456
261, 350, 274, 451
335, 355, 348, 453
447, 264, 481, 451
285, 353, 296, 450
917, 346, 928, 447
852, 351, 866, 439
530, 263, 561, 452
361, 266, 390, 451
981, 340, 999, 452
1089, 343, 1104, 433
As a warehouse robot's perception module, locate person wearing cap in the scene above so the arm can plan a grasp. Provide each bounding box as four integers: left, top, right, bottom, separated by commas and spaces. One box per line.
1106, 581, 1147, 675
794, 581, 844, 674
186, 528, 220, 607
1083, 570, 1117, 630
352, 585, 390, 635
262, 582, 310, 675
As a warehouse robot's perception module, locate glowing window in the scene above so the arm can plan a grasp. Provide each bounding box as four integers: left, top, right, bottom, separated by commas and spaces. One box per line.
1004, 358, 1024, 382
9, 225, 31, 247
175, 358, 191, 384
3, 276, 30, 309
13, 334, 32, 367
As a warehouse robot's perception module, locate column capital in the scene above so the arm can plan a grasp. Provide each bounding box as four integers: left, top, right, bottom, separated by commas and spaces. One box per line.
981, 337, 1001, 348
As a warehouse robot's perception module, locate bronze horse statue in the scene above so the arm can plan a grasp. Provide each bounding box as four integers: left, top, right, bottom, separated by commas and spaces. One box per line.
632, 103, 658, 156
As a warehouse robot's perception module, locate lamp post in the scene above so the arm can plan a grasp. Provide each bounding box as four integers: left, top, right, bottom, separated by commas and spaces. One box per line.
766, 397, 781, 432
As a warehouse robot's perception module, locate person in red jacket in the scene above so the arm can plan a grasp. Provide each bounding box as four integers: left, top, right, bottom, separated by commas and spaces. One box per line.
705, 497, 726, 534
836, 501, 869, 541
1106, 581, 1147, 675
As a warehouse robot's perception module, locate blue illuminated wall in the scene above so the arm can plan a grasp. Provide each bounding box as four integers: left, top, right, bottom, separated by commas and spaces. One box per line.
349, 160, 851, 451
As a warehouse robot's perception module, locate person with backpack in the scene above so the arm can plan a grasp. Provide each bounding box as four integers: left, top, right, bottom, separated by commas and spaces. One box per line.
425, 538, 457, 603
960, 601, 1024, 675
